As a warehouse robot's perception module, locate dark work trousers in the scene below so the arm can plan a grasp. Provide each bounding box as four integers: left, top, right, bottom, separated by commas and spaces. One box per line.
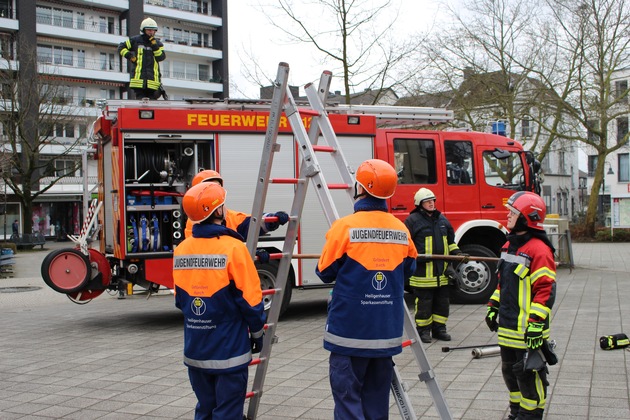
329, 353, 393, 420
500, 346, 547, 420
188, 367, 248, 420
131, 87, 160, 100
412, 286, 449, 332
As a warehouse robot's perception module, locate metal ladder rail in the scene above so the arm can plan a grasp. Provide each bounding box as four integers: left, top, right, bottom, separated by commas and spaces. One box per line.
245, 63, 295, 420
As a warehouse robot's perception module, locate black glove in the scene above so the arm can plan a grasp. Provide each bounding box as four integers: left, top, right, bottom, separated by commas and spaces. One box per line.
250, 333, 264, 354
486, 305, 499, 332
526, 321, 545, 349
127, 52, 137, 63
255, 249, 270, 264
274, 211, 289, 225
444, 265, 459, 281
149, 36, 159, 50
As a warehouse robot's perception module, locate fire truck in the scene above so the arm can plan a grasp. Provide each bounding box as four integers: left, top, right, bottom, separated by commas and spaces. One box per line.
40, 98, 541, 314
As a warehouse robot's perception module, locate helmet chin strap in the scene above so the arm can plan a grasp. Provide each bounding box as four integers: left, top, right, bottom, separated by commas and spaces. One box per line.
353, 183, 367, 200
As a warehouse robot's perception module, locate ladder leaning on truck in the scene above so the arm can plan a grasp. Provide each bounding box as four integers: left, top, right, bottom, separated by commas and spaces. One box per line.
39, 84, 542, 314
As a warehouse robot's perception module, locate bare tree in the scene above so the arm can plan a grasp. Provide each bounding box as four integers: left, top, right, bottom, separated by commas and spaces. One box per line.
0, 41, 87, 235
260, 0, 422, 104
525, 0, 630, 236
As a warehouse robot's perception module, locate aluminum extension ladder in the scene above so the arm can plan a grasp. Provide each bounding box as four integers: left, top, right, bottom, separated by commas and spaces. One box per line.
243, 62, 453, 420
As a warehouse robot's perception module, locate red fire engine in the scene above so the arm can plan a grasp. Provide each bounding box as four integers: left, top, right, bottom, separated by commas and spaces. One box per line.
40, 99, 541, 314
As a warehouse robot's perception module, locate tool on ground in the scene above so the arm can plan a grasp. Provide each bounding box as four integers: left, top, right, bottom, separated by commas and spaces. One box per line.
442, 343, 497, 353
471, 345, 501, 359
242, 62, 453, 420
600, 333, 629, 350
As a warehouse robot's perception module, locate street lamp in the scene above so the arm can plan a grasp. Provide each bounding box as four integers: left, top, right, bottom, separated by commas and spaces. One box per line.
601, 162, 614, 234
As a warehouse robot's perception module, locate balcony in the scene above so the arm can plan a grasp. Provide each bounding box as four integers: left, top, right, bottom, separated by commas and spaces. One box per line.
36, 13, 126, 45
144, 2, 222, 27
37, 57, 128, 85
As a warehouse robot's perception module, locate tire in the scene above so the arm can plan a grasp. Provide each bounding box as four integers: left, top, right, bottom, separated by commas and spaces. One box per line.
256, 261, 293, 317
41, 248, 91, 294
449, 244, 498, 304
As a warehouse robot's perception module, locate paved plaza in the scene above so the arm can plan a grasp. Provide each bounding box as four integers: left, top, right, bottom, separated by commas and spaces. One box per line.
1, 241, 630, 419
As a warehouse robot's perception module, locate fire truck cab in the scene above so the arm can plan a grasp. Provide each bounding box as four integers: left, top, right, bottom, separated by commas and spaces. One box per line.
40, 99, 541, 313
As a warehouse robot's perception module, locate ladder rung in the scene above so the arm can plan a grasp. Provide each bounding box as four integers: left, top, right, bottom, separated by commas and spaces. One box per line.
245, 391, 258, 399
271, 178, 299, 184
249, 357, 265, 366
402, 339, 414, 348
312, 145, 335, 152
268, 252, 289, 260
298, 108, 320, 117
261, 288, 281, 296
326, 183, 351, 190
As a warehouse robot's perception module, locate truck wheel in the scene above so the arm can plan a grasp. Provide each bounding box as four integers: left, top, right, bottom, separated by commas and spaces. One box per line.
450, 244, 498, 304
41, 248, 91, 294
257, 261, 293, 317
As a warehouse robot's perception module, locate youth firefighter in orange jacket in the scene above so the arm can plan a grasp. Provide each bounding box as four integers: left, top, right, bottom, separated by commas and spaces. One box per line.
485, 191, 556, 420
184, 170, 288, 244
173, 182, 265, 420
316, 159, 417, 419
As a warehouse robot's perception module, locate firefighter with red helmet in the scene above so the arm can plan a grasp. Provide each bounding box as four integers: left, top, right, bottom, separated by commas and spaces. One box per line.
184, 170, 289, 263
118, 18, 166, 100
485, 191, 556, 420
316, 159, 417, 419
173, 182, 265, 419
404, 187, 463, 343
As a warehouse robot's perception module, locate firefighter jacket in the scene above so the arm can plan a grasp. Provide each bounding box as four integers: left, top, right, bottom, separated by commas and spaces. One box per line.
173, 223, 265, 374
316, 196, 417, 358
118, 33, 165, 91
404, 207, 460, 288
185, 208, 250, 239
488, 232, 556, 350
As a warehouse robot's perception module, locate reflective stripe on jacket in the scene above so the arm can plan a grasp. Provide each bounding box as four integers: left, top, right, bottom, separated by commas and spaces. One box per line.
118, 33, 165, 90
316, 197, 417, 358
489, 235, 556, 349
173, 224, 265, 373
404, 208, 459, 288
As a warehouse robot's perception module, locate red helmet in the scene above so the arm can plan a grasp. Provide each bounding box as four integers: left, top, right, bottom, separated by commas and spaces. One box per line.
192, 169, 223, 187
183, 182, 226, 223
505, 191, 546, 230
355, 159, 397, 199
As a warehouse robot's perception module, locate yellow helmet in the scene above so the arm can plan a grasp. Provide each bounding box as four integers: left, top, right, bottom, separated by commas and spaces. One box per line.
140, 18, 158, 32
413, 188, 436, 206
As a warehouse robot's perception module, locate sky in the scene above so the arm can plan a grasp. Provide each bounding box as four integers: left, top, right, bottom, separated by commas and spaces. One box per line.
227, 0, 444, 99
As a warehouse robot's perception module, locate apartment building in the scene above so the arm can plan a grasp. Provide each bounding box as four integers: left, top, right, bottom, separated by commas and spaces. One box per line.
0, 0, 227, 239
583, 67, 630, 228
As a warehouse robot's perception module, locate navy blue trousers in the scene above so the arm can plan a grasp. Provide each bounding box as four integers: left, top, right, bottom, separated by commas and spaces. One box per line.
188, 367, 248, 420
329, 353, 394, 420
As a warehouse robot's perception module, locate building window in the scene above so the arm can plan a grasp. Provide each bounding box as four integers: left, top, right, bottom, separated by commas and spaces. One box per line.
617, 117, 629, 143
558, 151, 565, 174
588, 155, 598, 177
615, 80, 628, 103
619, 153, 629, 183
521, 118, 531, 137
54, 159, 79, 177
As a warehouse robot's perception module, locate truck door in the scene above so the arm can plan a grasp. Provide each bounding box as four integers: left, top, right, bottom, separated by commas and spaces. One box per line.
385, 132, 440, 222
441, 139, 481, 228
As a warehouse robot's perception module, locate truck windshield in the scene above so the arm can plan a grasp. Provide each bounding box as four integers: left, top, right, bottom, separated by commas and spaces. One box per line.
482, 150, 525, 190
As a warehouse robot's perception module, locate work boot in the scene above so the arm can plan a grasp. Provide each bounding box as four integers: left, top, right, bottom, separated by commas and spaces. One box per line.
417, 327, 432, 343
432, 326, 451, 341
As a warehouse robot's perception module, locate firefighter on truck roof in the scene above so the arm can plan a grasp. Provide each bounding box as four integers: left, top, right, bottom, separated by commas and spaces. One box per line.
173, 182, 265, 419
316, 159, 417, 419
118, 17, 166, 100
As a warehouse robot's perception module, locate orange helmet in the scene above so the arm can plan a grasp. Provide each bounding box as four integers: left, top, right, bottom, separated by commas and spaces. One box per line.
505, 191, 546, 230
182, 182, 226, 223
355, 159, 398, 199
192, 169, 223, 187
